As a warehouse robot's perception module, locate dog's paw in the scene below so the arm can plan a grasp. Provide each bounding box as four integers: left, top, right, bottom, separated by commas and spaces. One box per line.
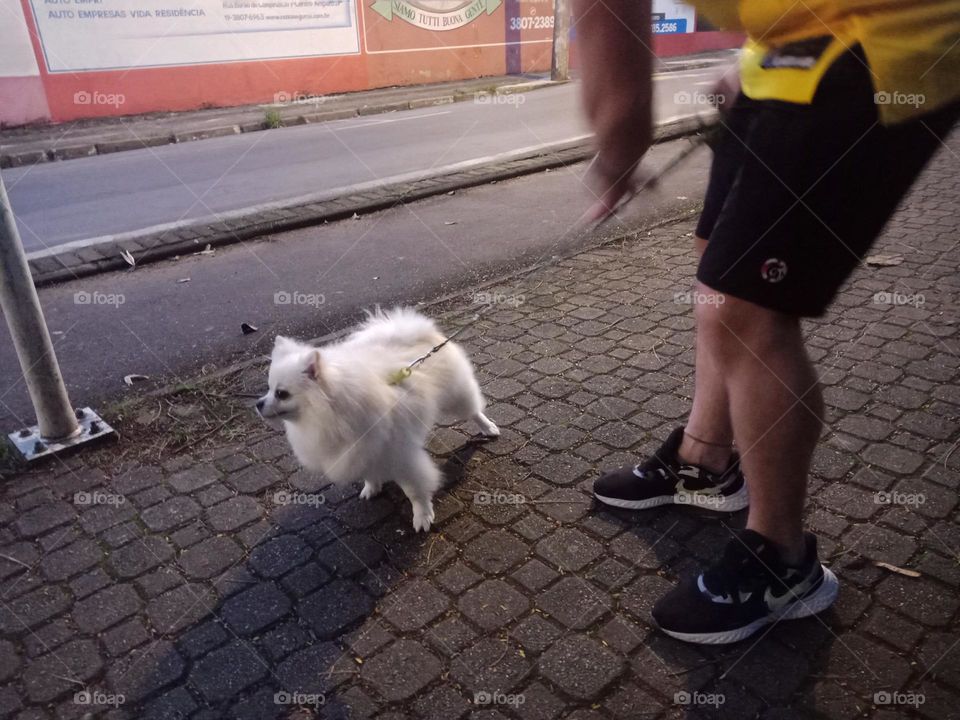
359, 481, 381, 500
475, 413, 500, 438
412, 503, 435, 533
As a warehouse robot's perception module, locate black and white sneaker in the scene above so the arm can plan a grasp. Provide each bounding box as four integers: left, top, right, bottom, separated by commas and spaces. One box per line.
593, 427, 748, 512
652, 529, 839, 644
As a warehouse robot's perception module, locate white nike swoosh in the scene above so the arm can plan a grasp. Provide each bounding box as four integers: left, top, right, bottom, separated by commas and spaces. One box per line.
763, 569, 818, 611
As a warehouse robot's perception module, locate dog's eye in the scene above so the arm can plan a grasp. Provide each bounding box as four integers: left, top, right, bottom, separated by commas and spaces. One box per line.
274, 389, 290, 401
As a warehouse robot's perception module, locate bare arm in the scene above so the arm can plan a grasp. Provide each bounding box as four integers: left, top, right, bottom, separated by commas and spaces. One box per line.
575, 0, 653, 221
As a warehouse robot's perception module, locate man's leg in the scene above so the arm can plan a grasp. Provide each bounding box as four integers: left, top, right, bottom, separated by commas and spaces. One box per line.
649, 283, 837, 644
677, 236, 735, 474
694, 283, 823, 564
592, 235, 748, 513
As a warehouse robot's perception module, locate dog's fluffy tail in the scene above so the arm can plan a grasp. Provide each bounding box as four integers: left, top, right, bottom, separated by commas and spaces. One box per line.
361, 306, 444, 345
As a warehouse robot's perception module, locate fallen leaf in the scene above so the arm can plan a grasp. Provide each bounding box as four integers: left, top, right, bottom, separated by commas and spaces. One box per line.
120, 249, 136, 268
874, 561, 920, 578
865, 254, 904, 267
177, 278, 190, 284
123, 374, 149, 386
444, 221, 458, 226
241, 322, 258, 335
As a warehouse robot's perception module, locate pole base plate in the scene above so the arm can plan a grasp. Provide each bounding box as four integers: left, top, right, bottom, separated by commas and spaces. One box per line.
7, 407, 114, 462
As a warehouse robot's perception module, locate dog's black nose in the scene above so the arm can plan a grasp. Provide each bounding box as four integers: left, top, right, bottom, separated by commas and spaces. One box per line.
256, 399, 265, 412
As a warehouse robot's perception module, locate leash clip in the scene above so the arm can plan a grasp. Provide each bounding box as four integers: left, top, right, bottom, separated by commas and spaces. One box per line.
386, 367, 413, 386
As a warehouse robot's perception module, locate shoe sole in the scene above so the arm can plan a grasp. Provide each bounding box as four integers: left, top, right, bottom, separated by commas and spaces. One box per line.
594, 481, 749, 513
657, 566, 840, 645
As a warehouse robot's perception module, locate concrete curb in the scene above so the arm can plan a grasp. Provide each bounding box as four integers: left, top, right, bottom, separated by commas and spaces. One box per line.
26, 112, 714, 287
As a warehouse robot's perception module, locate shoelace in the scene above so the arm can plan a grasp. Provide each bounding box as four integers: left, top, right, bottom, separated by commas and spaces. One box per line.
636, 448, 681, 477
634, 466, 671, 480
703, 544, 779, 605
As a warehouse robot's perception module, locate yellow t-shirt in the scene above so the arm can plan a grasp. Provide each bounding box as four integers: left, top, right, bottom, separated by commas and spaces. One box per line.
689, 0, 960, 124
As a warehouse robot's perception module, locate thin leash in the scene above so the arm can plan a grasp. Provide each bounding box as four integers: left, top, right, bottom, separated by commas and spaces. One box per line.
388, 114, 723, 386
386, 319, 478, 386
590, 114, 723, 231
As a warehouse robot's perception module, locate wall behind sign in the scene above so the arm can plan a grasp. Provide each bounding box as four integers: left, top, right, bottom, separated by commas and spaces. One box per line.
0, 0, 49, 125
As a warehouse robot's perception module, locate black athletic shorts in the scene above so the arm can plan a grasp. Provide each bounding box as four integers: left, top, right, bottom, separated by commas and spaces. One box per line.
695, 45, 960, 317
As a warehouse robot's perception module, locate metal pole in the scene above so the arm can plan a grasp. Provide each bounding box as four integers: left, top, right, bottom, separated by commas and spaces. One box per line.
0, 173, 79, 441
551, 0, 571, 81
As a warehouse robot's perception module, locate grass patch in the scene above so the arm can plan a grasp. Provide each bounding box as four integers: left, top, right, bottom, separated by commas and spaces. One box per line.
264, 109, 284, 129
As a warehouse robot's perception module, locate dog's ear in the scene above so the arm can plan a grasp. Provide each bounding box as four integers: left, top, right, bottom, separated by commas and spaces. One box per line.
273, 336, 297, 356
303, 349, 323, 382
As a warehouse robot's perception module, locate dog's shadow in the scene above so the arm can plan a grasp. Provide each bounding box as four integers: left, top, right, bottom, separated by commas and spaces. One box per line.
360, 434, 493, 515
437, 436, 495, 488
98, 432, 498, 718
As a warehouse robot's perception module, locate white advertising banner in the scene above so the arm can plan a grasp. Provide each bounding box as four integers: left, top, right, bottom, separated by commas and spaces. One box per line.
651, 0, 695, 34
27, 0, 360, 72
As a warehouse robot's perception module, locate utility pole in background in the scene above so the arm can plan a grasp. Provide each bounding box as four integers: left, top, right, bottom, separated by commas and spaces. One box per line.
0, 173, 111, 462
551, 0, 571, 81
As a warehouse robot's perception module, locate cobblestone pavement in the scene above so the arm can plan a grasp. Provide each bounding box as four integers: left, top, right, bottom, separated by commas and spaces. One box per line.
1, 131, 959, 720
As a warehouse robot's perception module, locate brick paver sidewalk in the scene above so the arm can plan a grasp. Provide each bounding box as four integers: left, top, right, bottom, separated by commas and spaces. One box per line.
1, 132, 958, 719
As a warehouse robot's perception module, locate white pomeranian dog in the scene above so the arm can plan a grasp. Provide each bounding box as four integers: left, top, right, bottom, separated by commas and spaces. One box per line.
256, 307, 499, 531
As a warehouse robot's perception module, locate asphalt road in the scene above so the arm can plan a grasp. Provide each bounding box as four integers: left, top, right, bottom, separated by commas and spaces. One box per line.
2, 69, 728, 252
0, 138, 713, 430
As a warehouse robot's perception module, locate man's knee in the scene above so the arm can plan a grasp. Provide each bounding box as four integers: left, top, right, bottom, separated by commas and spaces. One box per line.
693, 283, 798, 361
